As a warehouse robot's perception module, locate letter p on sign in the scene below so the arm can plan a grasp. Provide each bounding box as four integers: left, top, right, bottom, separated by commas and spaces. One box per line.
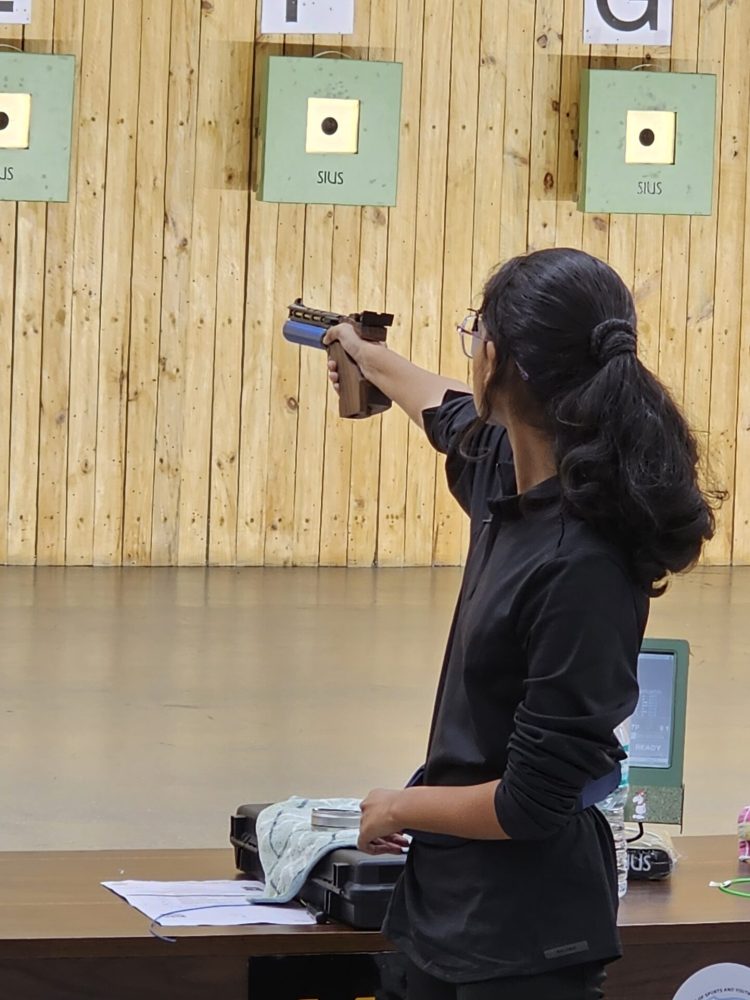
584, 0, 673, 46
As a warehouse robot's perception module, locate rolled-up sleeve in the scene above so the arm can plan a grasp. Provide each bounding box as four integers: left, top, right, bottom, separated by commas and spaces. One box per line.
494, 553, 643, 841
422, 391, 477, 454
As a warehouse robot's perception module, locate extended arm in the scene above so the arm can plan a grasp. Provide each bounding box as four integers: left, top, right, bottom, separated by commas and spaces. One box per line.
323, 322, 469, 429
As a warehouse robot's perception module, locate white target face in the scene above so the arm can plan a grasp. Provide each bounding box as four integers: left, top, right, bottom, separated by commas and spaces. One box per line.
0, 93, 31, 149
261, 0, 354, 35
305, 98, 360, 155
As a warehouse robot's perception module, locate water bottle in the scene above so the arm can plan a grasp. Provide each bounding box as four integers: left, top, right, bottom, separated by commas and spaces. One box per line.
597, 720, 630, 899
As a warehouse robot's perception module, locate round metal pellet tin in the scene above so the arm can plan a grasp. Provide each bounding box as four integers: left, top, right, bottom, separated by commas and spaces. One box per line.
311, 807, 361, 830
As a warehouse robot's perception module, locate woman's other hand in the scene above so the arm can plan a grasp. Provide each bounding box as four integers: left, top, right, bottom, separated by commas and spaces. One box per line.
358, 788, 409, 854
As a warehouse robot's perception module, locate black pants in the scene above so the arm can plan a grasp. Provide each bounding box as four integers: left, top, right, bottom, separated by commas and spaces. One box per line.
407, 961, 607, 999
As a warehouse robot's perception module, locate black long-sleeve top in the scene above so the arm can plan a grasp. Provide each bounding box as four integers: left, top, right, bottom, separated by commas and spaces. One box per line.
382, 392, 649, 983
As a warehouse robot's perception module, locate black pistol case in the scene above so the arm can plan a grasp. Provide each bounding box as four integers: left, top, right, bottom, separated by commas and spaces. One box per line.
230, 803, 406, 930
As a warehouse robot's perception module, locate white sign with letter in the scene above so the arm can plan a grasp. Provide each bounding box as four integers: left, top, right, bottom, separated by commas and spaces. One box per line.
673, 963, 750, 1000
584, 0, 673, 46
0, 0, 31, 24
261, 0, 354, 35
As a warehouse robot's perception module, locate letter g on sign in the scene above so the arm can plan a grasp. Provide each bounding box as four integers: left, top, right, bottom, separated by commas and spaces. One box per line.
584, 0, 672, 45
596, 0, 657, 32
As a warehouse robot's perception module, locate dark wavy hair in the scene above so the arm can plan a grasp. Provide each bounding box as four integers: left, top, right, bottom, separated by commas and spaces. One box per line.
471, 247, 721, 596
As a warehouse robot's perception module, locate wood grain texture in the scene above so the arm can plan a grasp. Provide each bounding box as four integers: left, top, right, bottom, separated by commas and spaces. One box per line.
318, 203, 358, 566
151, 0, 200, 566
207, 5, 255, 566
347, 0, 397, 568
174, 5, 225, 567
403, 0, 452, 566
36, 2, 84, 566
260, 27, 316, 568
376, 0, 423, 568
703, 0, 750, 565
527, 0, 564, 254
0, 21, 25, 564
554, 0, 585, 249
235, 12, 282, 565
122, 0, 172, 566
318, 2, 369, 567
684, 1, 726, 444
65, 0, 113, 565
499, 0, 535, 263
6, 209, 44, 566
658, 1, 700, 411
432, 0, 479, 567
208, 190, 248, 566
1, 1, 748, 566
6, 5, 54, 564
93, 0, 142, 566
294, 201, 334, 566
605, 42, 642, 317
581, 44, 616, 264
262, 200, 305, 566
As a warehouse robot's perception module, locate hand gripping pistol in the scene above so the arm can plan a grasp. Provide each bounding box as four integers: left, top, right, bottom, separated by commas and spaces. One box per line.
283, 299, 393, 419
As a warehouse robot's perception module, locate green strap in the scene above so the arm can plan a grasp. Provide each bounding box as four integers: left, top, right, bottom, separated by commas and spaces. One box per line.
710, 877, 750, 899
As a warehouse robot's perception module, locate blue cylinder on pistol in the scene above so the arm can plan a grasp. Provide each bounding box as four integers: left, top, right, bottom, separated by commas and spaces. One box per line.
283, 299, 393, 419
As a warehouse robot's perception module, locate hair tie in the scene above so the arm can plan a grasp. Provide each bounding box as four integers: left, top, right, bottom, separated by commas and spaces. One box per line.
590, 318, 637, 366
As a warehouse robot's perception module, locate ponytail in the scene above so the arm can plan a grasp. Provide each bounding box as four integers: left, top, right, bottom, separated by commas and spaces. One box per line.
553, 323, 716, 595
476, 248, 720, 595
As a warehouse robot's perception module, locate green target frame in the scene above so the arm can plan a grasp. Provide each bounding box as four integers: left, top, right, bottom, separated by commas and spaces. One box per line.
0, 51, 75, 203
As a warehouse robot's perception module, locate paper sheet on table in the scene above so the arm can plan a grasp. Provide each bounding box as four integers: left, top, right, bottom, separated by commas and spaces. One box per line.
101, 879, 317, 927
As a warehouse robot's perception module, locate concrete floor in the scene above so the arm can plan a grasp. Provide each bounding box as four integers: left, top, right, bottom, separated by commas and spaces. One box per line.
1, 565, 747, 850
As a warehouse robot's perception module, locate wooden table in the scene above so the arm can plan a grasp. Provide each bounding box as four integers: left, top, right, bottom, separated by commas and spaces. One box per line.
0, 836, 748, 999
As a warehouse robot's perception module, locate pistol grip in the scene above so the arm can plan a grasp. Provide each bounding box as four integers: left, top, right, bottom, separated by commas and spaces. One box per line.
327, 341, 391, 420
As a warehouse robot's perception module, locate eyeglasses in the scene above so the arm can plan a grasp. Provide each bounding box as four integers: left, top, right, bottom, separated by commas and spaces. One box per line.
456, 308, 531, 381
456, 309, 485, 360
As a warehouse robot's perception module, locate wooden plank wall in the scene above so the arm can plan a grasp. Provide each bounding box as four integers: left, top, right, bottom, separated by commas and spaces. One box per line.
0, 0, 747, 567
